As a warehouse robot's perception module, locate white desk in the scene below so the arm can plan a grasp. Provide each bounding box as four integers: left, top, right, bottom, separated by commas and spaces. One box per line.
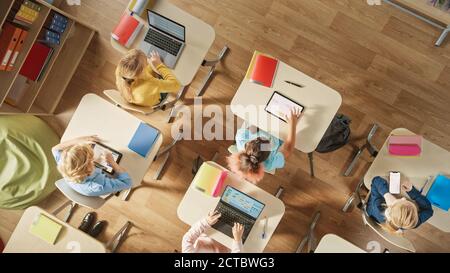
62, 94, 163, 188
230, 59, 342, 154
364, 128, 450, 232
177, 161, 285, 253
111, 0, 216, 87
4, 206, 106, 253
314, 234, 366, 253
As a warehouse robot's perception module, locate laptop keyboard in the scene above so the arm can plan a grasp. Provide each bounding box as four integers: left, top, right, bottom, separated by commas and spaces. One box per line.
144, 28, 182, 56
217, 204, 253, 232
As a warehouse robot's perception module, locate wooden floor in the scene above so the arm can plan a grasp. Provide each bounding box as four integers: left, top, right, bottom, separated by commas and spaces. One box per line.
1, 0, 449, 253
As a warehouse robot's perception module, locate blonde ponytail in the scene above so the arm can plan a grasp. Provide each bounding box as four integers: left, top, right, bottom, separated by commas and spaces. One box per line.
115, 49, 147, 102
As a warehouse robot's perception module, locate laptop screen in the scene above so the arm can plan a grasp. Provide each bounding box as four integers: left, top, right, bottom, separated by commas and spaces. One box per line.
221, 186, 265, 219
148, 10, 185, 41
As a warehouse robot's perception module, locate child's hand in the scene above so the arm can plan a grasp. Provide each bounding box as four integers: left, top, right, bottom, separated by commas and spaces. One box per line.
149, 51, 163, 67
401, 177, 413, 192
79, 135, 100, 143
286, 108, 303, 127
232, 223, 244, 242
105, 152, 115, 165
206, 211, 221, 226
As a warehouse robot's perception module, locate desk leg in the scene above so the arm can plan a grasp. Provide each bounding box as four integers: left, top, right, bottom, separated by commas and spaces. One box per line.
436, 26, 449, 47
196, 45, 229, 97
275, 186, 284, 199
52, 200, 77, 223
308, 152, 315, 178
167, 85, 189, 123
152, 128, 184, 180
296, 211, 321, 253
344, 124, 379, 177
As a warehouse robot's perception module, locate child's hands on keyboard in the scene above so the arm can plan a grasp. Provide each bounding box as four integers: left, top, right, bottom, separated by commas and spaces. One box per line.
206, 211, 221, 226
232, 223, 244, 242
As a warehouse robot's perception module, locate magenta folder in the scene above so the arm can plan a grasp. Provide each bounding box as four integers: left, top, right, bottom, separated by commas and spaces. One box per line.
388, 135, 422, 156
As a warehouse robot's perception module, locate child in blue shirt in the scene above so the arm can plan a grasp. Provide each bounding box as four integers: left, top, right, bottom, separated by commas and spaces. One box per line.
52, 136, 132, 197
367, 176, 433, 232
227, 108, 302, 183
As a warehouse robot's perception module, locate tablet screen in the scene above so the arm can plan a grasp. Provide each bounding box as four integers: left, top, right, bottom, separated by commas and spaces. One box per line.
92, 143, 121, 174
265, 91, 304, 122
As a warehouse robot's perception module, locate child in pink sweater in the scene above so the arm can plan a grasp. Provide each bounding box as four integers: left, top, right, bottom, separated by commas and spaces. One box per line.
182, 211, 244, 253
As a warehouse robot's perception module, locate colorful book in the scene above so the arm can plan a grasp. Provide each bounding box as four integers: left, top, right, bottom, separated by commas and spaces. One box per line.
19, 42, 53, 81
128, 122, 160, 158
6, 29, 28, 71
388, 135, 422, 157
29, 213, 63, 245
0, 23, 22, 71
193, 163, 228, 197
112, 12, 143, 48
249, 53, 279, 88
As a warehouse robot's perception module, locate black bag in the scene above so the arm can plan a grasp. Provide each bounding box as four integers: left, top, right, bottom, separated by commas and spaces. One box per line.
316, 114, 351, 153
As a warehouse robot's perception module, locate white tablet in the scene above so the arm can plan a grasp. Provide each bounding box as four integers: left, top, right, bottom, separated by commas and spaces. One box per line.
265, 91, 304, 122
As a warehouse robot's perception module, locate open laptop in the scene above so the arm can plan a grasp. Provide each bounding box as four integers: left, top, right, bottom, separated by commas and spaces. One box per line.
139, 10, 185, 69
212, 186, 265, 243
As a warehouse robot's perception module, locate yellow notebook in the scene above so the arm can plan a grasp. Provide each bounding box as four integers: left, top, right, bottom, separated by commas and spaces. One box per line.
193, 163, 228, 197
29, 214, 63, 245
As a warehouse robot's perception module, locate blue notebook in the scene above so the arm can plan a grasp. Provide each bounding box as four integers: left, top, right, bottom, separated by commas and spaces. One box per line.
128, 122, 160, 158
426, 174, 450, 211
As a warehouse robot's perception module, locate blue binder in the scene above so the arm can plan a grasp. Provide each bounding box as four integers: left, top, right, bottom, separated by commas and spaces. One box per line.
426, 174, 450, 211
128, 122, 160, 158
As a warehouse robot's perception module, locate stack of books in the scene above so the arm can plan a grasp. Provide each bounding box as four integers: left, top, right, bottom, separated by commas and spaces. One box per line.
46, 13, 68, 34
8, 0, 42, 27
38, 29, 61, 45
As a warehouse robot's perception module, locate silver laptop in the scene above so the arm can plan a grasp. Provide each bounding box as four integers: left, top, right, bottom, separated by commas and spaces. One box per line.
139, 10, 185, 69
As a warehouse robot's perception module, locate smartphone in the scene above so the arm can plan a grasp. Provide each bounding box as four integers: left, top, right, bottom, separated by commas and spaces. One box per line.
389, 171, 401, 194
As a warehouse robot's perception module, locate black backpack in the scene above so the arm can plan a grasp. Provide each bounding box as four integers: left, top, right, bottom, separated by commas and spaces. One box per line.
316, 114, 351, 153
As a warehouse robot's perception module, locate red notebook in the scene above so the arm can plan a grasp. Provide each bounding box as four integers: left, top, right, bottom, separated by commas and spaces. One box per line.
19, 42, 52, 81
250, 54, 279, 88
112, 12, 142, 48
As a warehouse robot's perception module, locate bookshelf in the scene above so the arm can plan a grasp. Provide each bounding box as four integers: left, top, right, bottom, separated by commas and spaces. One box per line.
0, 0, 96, 115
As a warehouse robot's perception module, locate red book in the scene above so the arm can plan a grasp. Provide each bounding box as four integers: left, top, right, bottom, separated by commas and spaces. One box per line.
0, 23, 23, 71
19, 42, 52, 81
112, 12, 142, 48
250, 54, 279, 88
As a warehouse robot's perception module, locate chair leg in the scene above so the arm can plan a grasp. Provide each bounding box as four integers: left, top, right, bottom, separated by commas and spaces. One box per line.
342, 179, 365, 213
275, 186, 284, 199
308, 152, 315, 178
152, 128, 184, 180
196, 45, 229, 97
343, 145, 366, 177
106, 221, 132, 253
296, 211, 321, 253
52, 200, 77, 223
167, 86, 189, 123
435, 26, 449, 47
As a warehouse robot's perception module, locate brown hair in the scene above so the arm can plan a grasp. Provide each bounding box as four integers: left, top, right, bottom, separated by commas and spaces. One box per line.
115, 49, 148, 102
227, 137, 271, 183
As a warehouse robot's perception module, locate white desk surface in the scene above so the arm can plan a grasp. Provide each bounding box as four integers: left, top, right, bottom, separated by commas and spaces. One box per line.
314, 234, 366, 253
177, 161, 286, 253
111, 0, 216, 86
62, 94, 163, 187
230, 61, 342, 153
4, 206, 106, 253
364, 128, 450, 232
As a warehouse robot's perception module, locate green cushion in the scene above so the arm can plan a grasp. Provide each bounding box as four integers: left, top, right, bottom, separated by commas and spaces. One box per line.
0, 115, 60, 209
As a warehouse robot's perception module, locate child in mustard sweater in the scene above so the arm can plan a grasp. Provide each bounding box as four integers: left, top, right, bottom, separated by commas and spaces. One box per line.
115, 49, 181, 107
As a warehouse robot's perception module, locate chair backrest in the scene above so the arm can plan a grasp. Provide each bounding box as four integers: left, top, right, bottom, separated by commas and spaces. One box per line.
361, 194, 416, 253
103, 89, 153, 115
55, 179, 106, 210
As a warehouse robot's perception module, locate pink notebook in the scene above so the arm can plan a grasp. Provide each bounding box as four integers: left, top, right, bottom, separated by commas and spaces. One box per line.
388, 135, 422, 156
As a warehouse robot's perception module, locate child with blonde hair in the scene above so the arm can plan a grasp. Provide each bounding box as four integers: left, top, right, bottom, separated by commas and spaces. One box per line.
52, 136, 132, 196
115, 49, 181, 107
367, 176, 433, 232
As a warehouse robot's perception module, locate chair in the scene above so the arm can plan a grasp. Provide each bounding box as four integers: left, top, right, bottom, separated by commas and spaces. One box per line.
103, 88, 186, 123
53, 179, 107, 222
343, 124, 379, 176
53, 179, 133, 253
345, 183, 416, 253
